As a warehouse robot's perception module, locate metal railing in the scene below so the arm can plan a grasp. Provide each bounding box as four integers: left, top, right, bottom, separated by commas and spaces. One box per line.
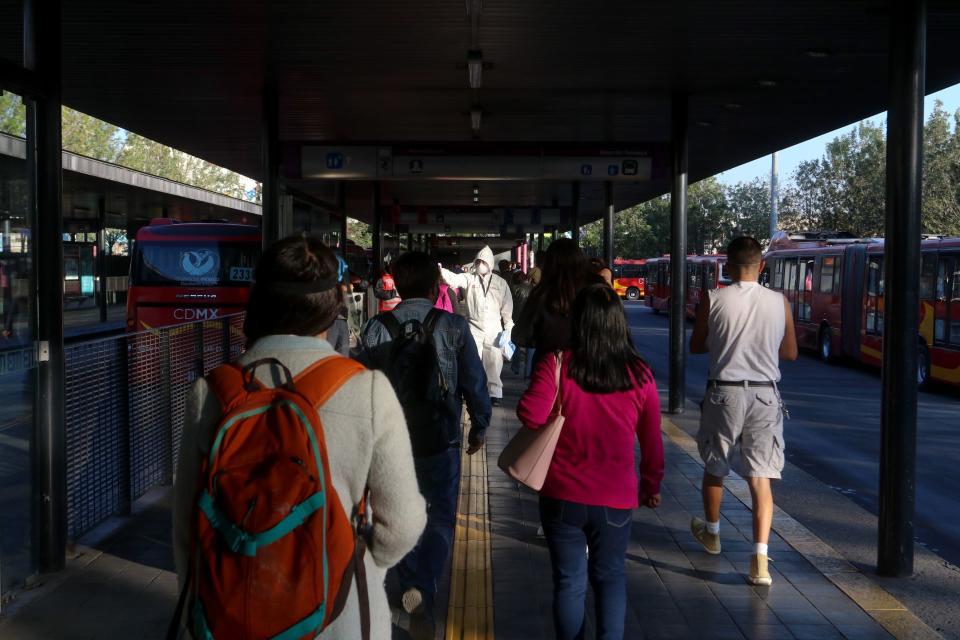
64, 314, 245, 539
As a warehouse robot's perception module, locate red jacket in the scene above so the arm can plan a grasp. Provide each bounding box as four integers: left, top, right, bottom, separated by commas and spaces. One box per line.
516, 351, 664, 508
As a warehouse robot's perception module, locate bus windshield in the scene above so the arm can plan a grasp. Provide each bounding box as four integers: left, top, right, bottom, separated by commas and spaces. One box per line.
132, 241, 260, 287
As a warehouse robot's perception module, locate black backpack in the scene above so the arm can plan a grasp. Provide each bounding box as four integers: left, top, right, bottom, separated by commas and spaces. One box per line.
374, 309, 454, 457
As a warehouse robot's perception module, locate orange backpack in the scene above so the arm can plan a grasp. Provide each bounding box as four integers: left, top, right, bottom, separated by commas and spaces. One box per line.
175, 356, 370, 640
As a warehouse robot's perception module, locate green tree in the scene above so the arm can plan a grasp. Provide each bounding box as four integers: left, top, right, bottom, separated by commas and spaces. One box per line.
346, 218, 372, 248
0, 91, 26, 137
61, 107, 122, 161
726, 178, 772, 241
922, 101, 960, 235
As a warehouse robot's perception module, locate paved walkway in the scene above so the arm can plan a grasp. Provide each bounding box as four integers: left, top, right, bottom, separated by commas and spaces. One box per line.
0, 370, 944, 639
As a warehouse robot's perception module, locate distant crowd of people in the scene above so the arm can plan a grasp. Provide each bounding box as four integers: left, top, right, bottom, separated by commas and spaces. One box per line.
171, 233, 796, 640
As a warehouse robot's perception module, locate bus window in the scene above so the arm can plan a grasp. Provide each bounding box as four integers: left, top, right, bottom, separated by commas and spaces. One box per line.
920, 252, 936, 300
707, 264, 718, 289
819, 257, 835, 294
951, 257, 960, 347
936, 256, 949, 343
134, 242, 258, 287
866, 257, 884, 335
798, 258, 813, 321
832, 256, 843, 293
718, 262, 731, 286
773, 259, 784, 289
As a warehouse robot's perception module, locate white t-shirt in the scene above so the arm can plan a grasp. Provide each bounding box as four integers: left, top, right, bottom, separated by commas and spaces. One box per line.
707, 281, 785, 382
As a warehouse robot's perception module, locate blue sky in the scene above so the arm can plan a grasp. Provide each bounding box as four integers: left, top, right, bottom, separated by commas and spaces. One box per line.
715, 83, 960, 186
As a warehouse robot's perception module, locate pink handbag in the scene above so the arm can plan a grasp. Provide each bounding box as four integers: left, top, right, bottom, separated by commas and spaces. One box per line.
497, 352, 565, 491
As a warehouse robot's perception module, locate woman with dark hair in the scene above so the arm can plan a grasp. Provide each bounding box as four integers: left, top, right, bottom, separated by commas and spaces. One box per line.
173, 236, 426, 639
517, 284, 664, 640
512, 238, 601, 367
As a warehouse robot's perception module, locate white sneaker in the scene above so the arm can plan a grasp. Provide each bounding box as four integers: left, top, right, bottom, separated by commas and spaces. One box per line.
402, 587, 424, 614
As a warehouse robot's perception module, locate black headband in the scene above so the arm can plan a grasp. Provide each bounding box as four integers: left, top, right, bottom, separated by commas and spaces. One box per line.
262, 276, 340, 295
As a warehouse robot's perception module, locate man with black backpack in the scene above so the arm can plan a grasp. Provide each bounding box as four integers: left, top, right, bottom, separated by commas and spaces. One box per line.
359, 251, 491, 622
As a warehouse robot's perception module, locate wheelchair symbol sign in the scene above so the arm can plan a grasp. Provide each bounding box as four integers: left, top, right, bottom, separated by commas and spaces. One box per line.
580, 164, 593, 176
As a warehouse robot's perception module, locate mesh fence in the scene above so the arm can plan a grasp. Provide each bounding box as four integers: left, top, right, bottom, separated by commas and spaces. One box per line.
65, 314, 245, 539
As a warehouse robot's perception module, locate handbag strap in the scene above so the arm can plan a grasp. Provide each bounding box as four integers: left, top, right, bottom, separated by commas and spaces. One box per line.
553, 351, 564, 415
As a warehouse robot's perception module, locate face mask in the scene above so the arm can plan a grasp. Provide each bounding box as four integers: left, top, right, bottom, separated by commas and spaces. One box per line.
477, 263, 490, 276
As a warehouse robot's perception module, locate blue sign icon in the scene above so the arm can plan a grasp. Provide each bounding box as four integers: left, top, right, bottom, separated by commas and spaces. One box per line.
580, 164, 593, 176
607, 164, 619, 176
326, 152, 344, 169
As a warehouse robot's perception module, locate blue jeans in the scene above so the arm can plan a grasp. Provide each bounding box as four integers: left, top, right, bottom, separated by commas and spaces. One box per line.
396, 447, 461, 602
539, 496, 633, 640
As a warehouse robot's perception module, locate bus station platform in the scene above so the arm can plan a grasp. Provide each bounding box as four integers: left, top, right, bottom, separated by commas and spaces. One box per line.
0, 370, 943, 640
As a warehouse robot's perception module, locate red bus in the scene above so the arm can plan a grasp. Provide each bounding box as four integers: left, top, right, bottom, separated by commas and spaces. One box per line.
612, 258, 646, 300
644, 254, 728, 318
763, 231, 960, 387
126, 220, 261, 332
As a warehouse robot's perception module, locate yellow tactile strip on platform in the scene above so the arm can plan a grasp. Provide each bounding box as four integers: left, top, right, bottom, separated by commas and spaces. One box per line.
661, 417, 943, 640
445, 418, 495, 640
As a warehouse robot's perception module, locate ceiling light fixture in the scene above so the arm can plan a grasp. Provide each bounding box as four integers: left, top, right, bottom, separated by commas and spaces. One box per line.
724, 102, 742, 110
468, 50, 483, 88
696, 120, 713, 127
804, 48, 831, 58
758, 79, 778, 88
470, 107, 483, 133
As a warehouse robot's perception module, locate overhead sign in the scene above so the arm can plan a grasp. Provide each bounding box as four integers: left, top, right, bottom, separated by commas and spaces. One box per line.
299, 145, 656, 181
301, 146, 380, 179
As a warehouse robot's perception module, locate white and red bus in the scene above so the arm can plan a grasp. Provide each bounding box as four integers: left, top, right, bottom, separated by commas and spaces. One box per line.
763, 231, 960, 388
126, 220, 260, 332
612, 258, 646, 300
644, 254, 728, 319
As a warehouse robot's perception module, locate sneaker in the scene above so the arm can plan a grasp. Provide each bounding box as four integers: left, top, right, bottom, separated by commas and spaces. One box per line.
690, 517, 722, 555
402, 587, 424, 614
491, 397, 502, 407
748, 553, 773, 586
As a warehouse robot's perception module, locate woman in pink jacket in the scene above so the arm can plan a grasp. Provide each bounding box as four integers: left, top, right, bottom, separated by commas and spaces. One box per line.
517, 283, 664, 640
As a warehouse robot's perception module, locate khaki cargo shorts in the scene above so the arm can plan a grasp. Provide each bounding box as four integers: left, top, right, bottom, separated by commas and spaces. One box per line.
696, 383, 785, 479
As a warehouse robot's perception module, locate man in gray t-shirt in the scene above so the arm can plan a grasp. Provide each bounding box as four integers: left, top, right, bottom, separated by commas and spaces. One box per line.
689, 236, 798, 587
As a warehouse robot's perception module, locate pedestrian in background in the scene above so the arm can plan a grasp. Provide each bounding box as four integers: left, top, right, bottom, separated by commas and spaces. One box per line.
441, 246, 514, 406
374, 262, 401, 312
512, 239, 601, 371
517, 283, 663, 640
360, 251, 489, 624
509, 271, 534, 376
689, 236, 798, 586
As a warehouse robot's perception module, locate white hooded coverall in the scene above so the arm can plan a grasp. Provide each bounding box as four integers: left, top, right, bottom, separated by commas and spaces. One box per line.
441, 246, 514, 399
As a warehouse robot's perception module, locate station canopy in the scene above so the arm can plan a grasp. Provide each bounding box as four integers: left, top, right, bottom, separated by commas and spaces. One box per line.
6, 1, 960, 232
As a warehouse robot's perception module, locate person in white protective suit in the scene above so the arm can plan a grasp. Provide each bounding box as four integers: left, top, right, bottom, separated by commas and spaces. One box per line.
441, 246, 514, 405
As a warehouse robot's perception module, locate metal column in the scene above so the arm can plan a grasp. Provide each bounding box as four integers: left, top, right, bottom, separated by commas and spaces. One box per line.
261, 83, 281, 247
669, 93, 689, 414
25, 0, 67, 573
371, 182, 383, 274
878, 0, 925, 578
603, 182, 614, 268
336, 182, 348, 257
571, 182, 581, 247
96, 195, 107, 323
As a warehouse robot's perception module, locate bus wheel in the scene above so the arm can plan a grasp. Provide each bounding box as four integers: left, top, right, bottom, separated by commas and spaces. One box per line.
918, 342, 931, 388
626, 287, 640, 301
818, 327, 833, 364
